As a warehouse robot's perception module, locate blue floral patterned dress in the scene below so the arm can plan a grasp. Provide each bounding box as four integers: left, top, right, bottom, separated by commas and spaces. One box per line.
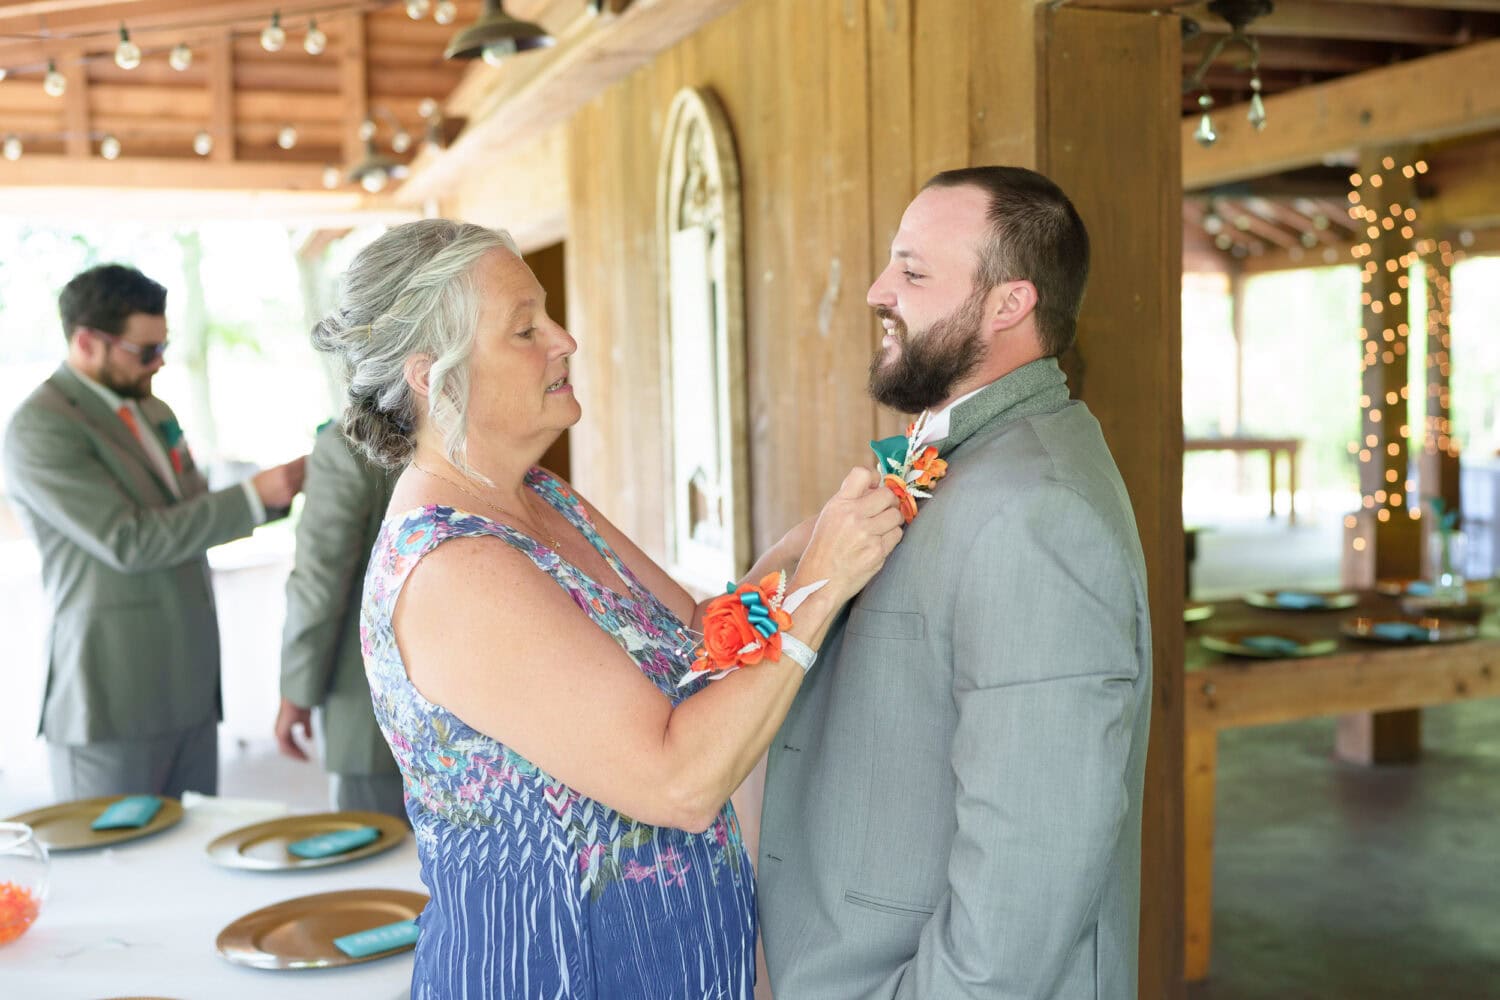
361, 468, 756, 999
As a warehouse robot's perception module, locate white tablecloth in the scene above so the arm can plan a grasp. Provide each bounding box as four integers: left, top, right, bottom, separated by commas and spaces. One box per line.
5, 798, 424, 1000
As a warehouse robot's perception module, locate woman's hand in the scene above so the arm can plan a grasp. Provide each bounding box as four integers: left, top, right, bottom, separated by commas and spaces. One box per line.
794, 467, 904, 604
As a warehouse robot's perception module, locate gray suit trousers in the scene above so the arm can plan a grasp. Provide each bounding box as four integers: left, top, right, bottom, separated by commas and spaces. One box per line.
47, 719, 218, 799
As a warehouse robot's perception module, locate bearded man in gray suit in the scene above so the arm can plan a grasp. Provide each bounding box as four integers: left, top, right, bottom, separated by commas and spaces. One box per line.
3, 264, 306, 800
758, 167, 1153, 999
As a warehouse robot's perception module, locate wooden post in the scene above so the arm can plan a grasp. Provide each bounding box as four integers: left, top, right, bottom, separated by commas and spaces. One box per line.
1183, 726, 1217, 981
1419, 238, 1461, 577
1338, 147, 1424, 764
1041, 9, 1184, 997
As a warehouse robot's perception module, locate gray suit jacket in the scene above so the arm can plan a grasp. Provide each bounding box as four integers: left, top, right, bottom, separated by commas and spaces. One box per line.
759, 358, 1153, 1000
3, 364, 258, 744
280, 422, 399, 777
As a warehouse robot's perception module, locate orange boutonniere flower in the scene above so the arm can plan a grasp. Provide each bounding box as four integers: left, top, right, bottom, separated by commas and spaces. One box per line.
870, 412, 950, 524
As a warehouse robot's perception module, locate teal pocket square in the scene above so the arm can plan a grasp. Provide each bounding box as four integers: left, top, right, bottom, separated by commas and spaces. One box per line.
333, 918, 419, 958
92, 795, 162, 830
288, 825, 382, 859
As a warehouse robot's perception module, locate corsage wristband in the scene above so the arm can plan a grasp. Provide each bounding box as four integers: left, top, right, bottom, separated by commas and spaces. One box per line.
677, 571, 827, 688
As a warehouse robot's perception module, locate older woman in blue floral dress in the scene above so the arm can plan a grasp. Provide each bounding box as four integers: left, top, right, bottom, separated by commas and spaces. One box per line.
311, 219, 902, 998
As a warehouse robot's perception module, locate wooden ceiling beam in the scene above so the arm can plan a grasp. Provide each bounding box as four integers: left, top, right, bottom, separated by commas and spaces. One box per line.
1185, 36, 1420, 75
1207, 196, 1302, 249
400, 0, 741, 205
1192, 0, 1485, 46
1183, 38, 1500, 189
207, 30, 234, 162
1423, 138, 1500, 228
0, 152, 333, 188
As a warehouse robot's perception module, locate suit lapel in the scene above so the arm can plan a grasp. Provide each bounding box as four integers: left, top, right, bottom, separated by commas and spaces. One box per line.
49, 365, 180, 501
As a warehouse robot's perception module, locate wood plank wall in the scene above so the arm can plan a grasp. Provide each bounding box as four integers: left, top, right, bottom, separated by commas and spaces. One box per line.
451, 2, 1184, 995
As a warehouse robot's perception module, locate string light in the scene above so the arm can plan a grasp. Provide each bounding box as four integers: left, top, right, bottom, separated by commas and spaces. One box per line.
43, 59, 66, 97
322, 164, 341, 189
193, 129, 213, 156
2, 135, 21, 161
261, 11, 286, 52
100, 134, 121, 160
434, 1, 458, 25
305, 18, 328, 55
407, 0, 432, 18
114, 26, 142, 70
169, 43, 193, 71
277, 124, 298, 150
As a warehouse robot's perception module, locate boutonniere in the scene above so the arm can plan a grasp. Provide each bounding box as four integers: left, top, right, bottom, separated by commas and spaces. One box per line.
676, 571, 827, 689
869, 411, 949, 524
157, 417, 189, 474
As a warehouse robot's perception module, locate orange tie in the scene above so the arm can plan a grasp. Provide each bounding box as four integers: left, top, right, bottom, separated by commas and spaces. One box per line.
116, 404, 142, 442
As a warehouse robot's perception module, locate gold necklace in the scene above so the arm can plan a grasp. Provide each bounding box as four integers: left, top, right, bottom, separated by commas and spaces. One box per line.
412, 459, 562, 550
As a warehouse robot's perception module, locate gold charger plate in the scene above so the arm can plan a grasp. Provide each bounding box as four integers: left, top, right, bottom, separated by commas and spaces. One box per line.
206, 811, 407, 871
1201, 630, 1339, 659
1244, 590, 1358, 612
1184, 602, 1215, 623
216, 888, 427, 970
4, 795, 183, 852
1341, 615, 1479, 644
1376, 578, 1493, 598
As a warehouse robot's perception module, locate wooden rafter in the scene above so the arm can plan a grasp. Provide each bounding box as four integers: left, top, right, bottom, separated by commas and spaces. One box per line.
1183, 38, 1500, 188
1192, 0, 1494, 46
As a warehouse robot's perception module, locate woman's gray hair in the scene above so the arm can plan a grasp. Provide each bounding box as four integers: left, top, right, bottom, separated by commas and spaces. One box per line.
311, 219, 519, 477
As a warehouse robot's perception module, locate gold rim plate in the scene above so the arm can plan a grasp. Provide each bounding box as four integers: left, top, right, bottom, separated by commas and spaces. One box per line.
1376, 578, 1494, 598
216, 888, 428, 970
1184, 602, 1215, 623
206, 811, 407, 871
1341, 616, 1479, 644
1244, 590, 1359, 612
1201, 631, 1339, 659
4, 795, 183, 851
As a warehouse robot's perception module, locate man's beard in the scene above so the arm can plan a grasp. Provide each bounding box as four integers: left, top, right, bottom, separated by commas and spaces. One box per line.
867, 288, 987, 414
100, 357, 152, 400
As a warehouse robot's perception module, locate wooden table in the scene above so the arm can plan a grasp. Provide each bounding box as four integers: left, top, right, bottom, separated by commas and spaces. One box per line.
1184, 437, 1301, 525
1182, 592, 1500, 981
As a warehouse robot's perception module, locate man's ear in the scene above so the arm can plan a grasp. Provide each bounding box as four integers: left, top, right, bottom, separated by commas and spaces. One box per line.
987, 279, 1039, 335
403, 355, 433, 398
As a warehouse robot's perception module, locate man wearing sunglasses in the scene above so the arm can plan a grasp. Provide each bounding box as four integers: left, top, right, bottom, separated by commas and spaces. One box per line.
3, 263, 308, 800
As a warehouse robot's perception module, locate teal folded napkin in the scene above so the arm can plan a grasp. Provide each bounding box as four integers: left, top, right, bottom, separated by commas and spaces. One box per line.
1406, 581, 1435, 596
333, 918, 419, 958
1273, 591, 1324, 609
1371, 621, 1433, 641
91, 795, 162, 830
288, 825, 382, 859
1240, 635, 1302, 656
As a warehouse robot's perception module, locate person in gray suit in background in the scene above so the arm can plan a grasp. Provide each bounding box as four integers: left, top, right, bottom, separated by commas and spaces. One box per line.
276, 419, 404, 819
758, 167, 1153, 999
3, 264, 307, 800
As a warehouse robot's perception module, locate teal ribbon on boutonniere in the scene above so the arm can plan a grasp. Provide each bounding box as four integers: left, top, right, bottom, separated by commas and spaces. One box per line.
316, 418, 334, 435
157, 417, 183, 449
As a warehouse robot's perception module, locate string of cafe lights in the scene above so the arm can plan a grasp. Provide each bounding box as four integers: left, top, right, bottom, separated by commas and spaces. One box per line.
0, 2, 458, 187
1341, 154, 1466, 555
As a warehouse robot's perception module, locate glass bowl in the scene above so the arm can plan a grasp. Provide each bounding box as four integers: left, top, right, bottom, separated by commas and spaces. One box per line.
0, 821, 49, 945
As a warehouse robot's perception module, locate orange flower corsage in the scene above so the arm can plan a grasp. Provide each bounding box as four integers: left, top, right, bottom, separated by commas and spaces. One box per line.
870, 411, 950, 524
677, 571, 826, 688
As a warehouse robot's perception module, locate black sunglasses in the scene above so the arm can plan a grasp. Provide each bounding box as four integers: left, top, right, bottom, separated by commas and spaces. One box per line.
87, 328, 169, 365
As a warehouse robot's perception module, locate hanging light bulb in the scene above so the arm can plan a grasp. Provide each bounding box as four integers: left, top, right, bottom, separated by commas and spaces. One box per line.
1247, 75, 1267, 132
322, 164, 341, 189
43, 59, 66, 97
418, 97, 439, 119
481, 38, 518, 66
391, 129, 412, 154
407, 0, 432, 18
169, 43, 193, 71
114, 26, 142, 70
304, 18, 327, 56
434, 1, 458, 25
1193, 92, 1217, 148
277, 124, 298, 149
261, 11, 286, 52
361, 170, 388, 193
100, 134, 121, 160
0, 68, 8, 82
3, 135, 21, 161
358, 118, 377, 142
193, 129, 213, 156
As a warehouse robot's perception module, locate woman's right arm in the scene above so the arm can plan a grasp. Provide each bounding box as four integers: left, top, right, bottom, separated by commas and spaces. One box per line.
393, 467, 901, 832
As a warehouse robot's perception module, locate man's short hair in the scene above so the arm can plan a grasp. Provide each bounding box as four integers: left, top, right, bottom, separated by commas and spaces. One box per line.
922, 166, 1090, 357
58, 264, 168, 342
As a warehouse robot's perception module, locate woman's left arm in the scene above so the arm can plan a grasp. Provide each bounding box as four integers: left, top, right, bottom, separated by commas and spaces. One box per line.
571, 483, 815, 628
